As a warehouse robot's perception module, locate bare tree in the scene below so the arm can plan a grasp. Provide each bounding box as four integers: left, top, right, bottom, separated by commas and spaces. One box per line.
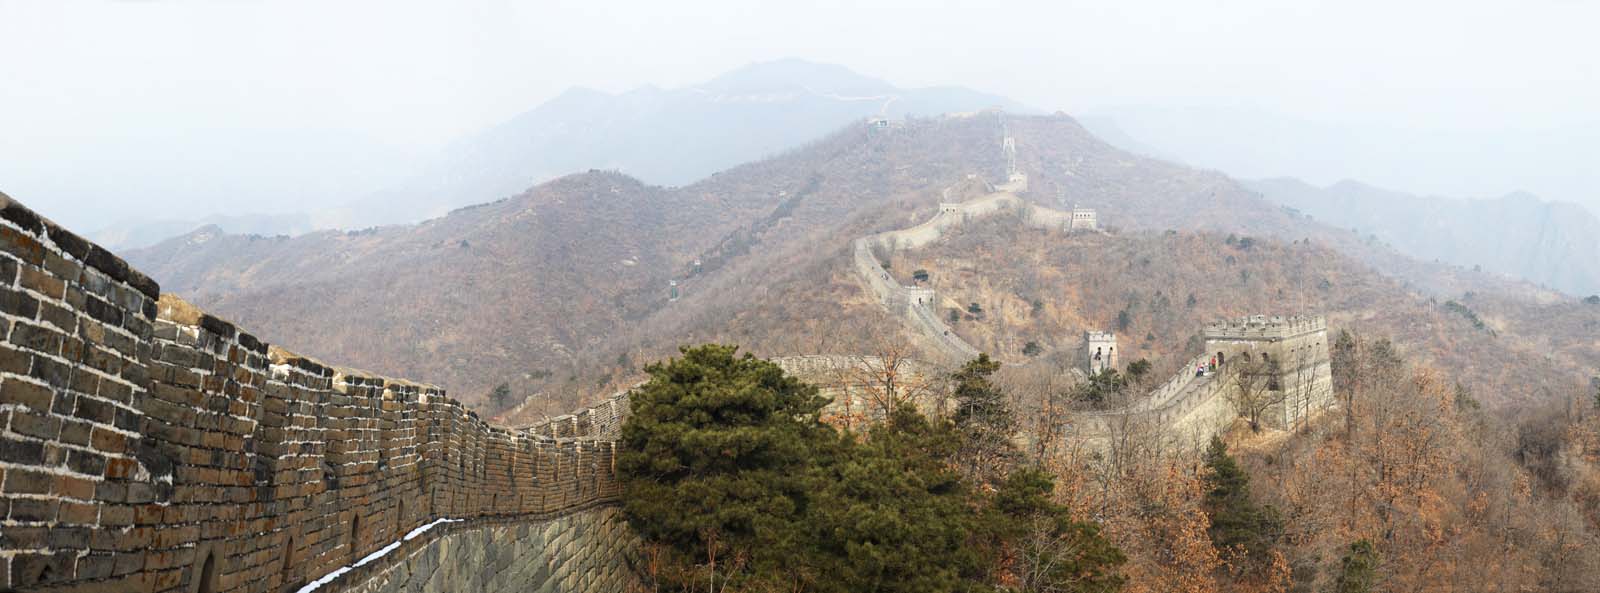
1227, 355, 1287, 432
849, 334, 942, 420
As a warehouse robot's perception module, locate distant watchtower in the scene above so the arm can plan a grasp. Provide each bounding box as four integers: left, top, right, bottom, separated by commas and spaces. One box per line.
1070, 206, 1098, 231
1086, 331, 1118, 375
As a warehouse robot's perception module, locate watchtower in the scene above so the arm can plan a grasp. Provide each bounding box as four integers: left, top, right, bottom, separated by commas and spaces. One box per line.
1085, 331, 1118, 375
1202, 315, 1333, 430
1070, 206, 1098, 231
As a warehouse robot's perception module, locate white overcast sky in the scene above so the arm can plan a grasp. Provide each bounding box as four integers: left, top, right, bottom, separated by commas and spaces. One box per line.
2, 0, 1596, 231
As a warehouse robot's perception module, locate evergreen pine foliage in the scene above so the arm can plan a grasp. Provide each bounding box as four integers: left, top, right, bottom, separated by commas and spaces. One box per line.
986, 467, 1127, 593
619, 345, 1128, 593
809, 406, 986, 593
951, 353, 1019, 485
1334, 540, 1379, 593
1201, 437, 1283, 567
618, 344, 832, 589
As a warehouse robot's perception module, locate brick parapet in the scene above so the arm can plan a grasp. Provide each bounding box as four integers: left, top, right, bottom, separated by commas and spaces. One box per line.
0, 192, 627, 593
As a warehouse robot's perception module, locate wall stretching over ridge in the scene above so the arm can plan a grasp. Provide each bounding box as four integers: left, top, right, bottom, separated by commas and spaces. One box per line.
852, 171, 1334, 452
0, 192, 633, 593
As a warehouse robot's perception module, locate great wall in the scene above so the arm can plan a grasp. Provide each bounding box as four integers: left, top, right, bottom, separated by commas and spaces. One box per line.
0, 193, 636, 592
844, 121, 1334, 449
0, 116, 1333, 593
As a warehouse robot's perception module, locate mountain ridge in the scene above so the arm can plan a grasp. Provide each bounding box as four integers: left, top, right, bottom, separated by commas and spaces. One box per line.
323, 58, 1029, 229
1247, 176, 1600, 296
125, 113, 1597, 417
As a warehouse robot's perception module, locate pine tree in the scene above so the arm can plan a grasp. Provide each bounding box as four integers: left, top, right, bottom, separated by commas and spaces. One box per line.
1202, 437, 1282, 568
808, 406, 986, 593
951, 353, 1018, 486
618, 344, 832, 590
988, 467, 1126, 593
488, 382, 513, 412
1334, 540, 1378, 593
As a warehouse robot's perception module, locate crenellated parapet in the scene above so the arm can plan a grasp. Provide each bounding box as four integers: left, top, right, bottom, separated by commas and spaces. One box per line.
0, 192, 630, 593
1069, 314, 1337, 451
1203, 315, 1327, 340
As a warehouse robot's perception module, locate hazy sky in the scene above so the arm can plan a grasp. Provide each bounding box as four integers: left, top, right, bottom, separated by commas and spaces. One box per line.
2, 0, 1596, 231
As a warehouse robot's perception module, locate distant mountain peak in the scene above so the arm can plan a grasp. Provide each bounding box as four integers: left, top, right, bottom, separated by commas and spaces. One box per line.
331, 59, 1030, 231
698, 58, 895, 97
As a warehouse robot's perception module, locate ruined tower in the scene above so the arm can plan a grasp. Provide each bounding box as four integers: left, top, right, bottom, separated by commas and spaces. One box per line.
1202, 315, 1334, 430
1085, 331, 1118, 375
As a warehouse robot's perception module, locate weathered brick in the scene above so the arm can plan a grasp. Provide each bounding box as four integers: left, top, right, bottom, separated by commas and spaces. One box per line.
9, 409, 61, 439
72, 396, 116, 425
58, 418, 95, 449
82, 245, 131, 287
38, 302, 78, 335
4, 468, 55, 495
7, 497, 57, 522
83, 295, 123, 328
0, 436, 45, 465
66, 449, 108, 476
0, 255, 17, 285
19, 266, 66, 300
0, 226, 44, 265
10, 322, 64, 355
0, 286, 40, 319
42, 221, 89, 260
0, 344, 30, 374
28, 355, 72, 388
55, 475, 97, 501
90, 426, 128, 455
73, 553, 115, 580
0, 377, 53, 411
46, 526, 91, 549
0, 525, 47, 548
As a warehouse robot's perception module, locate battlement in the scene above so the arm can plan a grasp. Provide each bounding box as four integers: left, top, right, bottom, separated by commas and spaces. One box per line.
1203, 314, 1327, 340
0, 192, 629, 593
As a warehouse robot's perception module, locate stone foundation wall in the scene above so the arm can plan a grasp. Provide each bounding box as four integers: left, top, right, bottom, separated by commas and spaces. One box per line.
340, 507, 639, 593
0, 192, 632, 593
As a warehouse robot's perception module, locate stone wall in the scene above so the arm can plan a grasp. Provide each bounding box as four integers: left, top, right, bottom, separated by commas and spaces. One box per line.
338, 507, 637, 593
771, 356, 948, 422
850, 179, 1335, 450
0, 192, 632, 593
1201, 315, 1334, 430
851, 186, 1083, 364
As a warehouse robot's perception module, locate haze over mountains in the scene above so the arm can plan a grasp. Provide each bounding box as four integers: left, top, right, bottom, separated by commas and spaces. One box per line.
89, 59, 1598, 304
1080, 114, 1600, 297
1246, 178, 1600, 297
325, 59, 1027, 229
92, 60, 1022, 249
